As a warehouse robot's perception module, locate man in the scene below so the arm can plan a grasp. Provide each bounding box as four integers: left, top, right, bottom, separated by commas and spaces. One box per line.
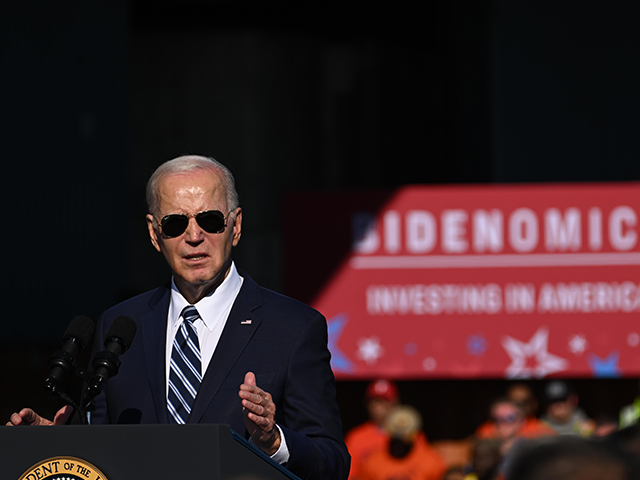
476, 383, 554, 440
345, 379, 400, 480
541, 380, 594, 437
8, 155, 350, 480
489, 398, 527, 457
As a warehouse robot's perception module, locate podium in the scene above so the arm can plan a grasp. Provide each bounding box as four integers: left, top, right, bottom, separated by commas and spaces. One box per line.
3, 424, 301, 480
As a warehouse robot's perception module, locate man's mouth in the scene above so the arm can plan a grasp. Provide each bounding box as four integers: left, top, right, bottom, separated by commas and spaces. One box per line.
185, 254, 208, 261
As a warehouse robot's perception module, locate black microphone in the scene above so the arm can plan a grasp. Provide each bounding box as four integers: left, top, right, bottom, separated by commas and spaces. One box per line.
44, 315, 95, 395
84, 316, 137, 404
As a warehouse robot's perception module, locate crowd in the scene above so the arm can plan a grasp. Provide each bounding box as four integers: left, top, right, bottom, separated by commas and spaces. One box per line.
345, 379, 640, 480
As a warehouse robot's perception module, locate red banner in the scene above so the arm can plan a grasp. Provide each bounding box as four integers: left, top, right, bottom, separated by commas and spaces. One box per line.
285, 183, 640, 379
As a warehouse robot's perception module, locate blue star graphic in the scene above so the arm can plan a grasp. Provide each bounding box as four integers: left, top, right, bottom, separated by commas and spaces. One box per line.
404, 342, 418, 356
587, 351, 622, 378
327, 313, 354, 373
467, 334, 488, 357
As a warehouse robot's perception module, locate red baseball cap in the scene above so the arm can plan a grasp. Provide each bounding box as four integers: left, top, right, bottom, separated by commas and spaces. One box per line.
366, 379, 399, 402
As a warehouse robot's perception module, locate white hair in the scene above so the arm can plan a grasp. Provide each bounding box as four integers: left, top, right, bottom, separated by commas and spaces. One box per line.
146, 155, 240, 216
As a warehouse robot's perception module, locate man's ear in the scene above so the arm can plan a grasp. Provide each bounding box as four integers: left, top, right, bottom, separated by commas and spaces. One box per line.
146, 214, 162, 252
231, 207, 242, 247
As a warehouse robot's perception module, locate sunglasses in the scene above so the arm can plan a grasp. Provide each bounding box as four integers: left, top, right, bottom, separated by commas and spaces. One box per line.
156, 210, 232, 237
493, 413, 520, 424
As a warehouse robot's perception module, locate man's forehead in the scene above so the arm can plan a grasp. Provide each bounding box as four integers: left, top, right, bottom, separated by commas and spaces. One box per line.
157, 170, 226, 209
509, 387, 533, 401
494, 402, 518, 414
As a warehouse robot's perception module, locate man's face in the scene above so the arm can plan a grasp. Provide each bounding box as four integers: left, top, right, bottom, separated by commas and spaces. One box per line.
492, 402, 524, 440
547, 399, 575, 423
146, 168, 242, 300
508, 385, 537, 418
366, 398, 397, 425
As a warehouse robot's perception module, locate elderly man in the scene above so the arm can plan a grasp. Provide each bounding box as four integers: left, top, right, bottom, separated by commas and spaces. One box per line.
8, 155, 350, 480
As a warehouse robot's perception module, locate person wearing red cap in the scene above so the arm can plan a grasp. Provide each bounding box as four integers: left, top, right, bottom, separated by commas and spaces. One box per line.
345, 379, 400, 480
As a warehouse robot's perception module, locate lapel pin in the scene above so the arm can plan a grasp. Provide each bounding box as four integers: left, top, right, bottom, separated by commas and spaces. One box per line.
241, 319, 252, 325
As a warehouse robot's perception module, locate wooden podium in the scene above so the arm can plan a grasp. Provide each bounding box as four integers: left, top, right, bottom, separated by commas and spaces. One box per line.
3, 424, 301, 480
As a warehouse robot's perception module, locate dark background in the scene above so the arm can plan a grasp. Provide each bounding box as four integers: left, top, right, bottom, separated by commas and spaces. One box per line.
2, 0, 640, 440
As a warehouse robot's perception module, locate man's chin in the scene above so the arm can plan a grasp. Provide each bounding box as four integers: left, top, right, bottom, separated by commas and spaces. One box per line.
177, 270, 227, 289
181, 276, 216, 287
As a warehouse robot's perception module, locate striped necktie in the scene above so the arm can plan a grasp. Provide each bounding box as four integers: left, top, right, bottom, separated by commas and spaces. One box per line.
167, 305, 203, 424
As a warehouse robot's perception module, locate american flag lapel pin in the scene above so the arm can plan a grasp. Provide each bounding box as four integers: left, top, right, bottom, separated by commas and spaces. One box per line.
241, 319, 252, 325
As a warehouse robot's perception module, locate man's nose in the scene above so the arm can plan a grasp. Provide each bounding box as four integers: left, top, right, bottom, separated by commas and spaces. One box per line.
184, 217, 204, 242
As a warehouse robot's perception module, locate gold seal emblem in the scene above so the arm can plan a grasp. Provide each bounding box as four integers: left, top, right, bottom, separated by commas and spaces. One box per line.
18, 456, 108, 480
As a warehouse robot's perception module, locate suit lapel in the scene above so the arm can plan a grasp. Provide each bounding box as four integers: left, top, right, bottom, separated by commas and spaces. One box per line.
140, 286, 171, 424
189, 272, 262, 423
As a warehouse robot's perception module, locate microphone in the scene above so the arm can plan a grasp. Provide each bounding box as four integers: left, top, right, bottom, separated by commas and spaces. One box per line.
44, 315, 95, 395
84, 316, 137, 404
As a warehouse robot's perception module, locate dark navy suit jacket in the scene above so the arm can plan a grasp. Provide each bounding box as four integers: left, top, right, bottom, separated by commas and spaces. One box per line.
90, 271, 350, 480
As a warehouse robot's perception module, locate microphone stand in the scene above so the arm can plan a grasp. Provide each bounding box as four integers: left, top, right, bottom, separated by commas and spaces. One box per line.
43, 365, 93, 425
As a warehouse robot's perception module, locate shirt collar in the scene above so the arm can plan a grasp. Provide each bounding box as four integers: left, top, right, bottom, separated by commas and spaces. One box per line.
169, 261, 243, 332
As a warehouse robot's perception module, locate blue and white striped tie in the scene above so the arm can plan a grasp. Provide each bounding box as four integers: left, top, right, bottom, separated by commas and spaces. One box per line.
168, 306, 203, 424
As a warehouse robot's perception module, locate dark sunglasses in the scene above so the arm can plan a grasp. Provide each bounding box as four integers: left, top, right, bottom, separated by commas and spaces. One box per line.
493, 413, 520, 424
157, 210, 232, 237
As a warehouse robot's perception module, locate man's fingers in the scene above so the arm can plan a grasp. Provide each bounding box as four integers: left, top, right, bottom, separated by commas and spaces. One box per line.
244, 371, 256, 387
6, 408, 52, 426
53, 405, 74, 425
6, 412, 22, 426
19, 408, 40, 425
246, 410, 270, 426
239, 371, 275, 427
241, 389, 275, 414
240, 388, 269, 405
242, 399, 272, 417
239, 371, 280, 456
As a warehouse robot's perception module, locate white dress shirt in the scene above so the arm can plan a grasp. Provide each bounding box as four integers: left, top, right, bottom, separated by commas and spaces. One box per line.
165, 261, 289, 463
165, 261, 244, 387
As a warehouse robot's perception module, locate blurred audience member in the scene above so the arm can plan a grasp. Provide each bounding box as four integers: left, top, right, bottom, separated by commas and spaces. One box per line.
442, 466, 466, 480
359, 405, 447, 480
620, 393, 640, 429
476, 383, 553, 440
606, 422, 640, 461
345, 379, 400, 480
593, 413, 619, 437
541, 380, 595, 437
465, 439, 502, 480
489, 398, 527, 457
503, 435, 640, 480
476, 395, 555, 466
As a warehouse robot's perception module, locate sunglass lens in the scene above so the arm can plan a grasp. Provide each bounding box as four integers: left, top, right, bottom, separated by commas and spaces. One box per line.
161, 215, 189, 237
196, 210, 225, 233
495, 414, 518, 424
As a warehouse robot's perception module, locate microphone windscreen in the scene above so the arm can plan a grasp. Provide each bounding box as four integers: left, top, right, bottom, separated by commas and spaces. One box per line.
105, 316, 137, 351
63, 315, 95, 348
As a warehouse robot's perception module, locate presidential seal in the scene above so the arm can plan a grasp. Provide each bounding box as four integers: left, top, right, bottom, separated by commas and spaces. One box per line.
18, 456, 108, 480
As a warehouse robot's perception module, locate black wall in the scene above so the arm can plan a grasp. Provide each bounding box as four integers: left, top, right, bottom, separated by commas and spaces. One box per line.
3, 0, 640, 437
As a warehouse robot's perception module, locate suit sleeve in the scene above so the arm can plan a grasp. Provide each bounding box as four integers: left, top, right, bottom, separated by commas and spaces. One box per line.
277, 311, 351, 480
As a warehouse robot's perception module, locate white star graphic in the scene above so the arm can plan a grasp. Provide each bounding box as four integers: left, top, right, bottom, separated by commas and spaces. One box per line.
628, 332, 640, 347
356, 336, 384, 365
501, 327, 569, 379
568, 334, 588, 355
422, 357, 437, 371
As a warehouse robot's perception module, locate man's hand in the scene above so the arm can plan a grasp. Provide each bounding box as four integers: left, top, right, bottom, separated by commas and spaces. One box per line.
239, 372, 281, 456
6, 406, 73, 426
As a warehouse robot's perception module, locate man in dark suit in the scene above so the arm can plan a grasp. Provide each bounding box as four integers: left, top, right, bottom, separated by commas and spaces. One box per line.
8, 155, 350, 480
